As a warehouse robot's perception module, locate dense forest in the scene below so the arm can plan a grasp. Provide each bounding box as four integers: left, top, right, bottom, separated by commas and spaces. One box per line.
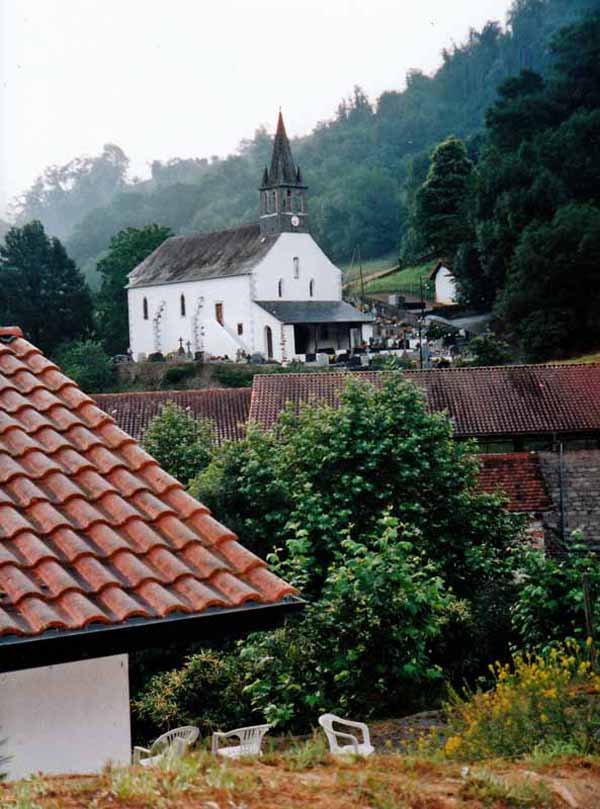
10, 0, 599, 276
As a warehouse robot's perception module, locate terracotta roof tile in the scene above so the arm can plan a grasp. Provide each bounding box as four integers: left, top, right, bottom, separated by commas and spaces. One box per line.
476, 452, 553, 513
0, 328, 297, 642
93, 388, 251, 445
249, 367, 600, 438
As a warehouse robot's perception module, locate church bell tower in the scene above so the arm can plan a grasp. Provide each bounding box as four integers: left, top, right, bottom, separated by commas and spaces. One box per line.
259, 112, 308, 236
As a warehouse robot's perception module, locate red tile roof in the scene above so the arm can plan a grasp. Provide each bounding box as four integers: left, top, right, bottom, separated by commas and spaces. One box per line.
93, 388, 251, 444
249, 365, 600, 438
476, 453, 553, 513
0, 328, 297, 643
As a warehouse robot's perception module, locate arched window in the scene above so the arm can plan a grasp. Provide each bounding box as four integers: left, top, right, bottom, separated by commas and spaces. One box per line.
271, 191, 277, 211
278, 278, 283, 298
309, 279, 315, 297
180, 294, 186, 317
295, 194, 303, 213
143, 297, 149, 320
293, 257, 300, 279
263, 192, 268, 214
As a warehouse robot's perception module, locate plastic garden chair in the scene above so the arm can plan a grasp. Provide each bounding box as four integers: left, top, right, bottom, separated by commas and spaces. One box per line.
318, 713, 374, 757
211, 724, 272, 758
133, 726, 199, 767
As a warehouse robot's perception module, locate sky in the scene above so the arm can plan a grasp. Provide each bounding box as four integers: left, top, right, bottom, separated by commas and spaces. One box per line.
0, 0, 514, 217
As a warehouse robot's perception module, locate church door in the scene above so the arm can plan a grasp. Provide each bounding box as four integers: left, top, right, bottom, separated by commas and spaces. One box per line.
264, 326, 273, 360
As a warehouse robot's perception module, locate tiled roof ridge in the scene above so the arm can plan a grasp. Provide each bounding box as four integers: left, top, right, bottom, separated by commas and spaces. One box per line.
252, 363, 600, 381
95, 387, 245, 399
0, 333, 296, 640
164, 221, 260, 242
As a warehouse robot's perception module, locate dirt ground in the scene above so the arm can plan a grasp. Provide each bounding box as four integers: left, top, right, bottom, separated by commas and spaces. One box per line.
1, 754, 599, 809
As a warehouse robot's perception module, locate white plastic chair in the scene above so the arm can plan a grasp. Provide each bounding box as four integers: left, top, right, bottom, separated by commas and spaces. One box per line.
318, 713, 374, 757
211, 724, 272, 759
133, 725, 199, 767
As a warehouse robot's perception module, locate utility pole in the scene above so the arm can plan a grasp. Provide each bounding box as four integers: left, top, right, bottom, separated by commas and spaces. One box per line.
358, 244, 365, 303
418, 276, 424, 369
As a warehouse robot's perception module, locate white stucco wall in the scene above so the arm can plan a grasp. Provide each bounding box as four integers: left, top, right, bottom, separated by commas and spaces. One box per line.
0, 655, 131, 780
128, 275, 254, 359
127, 232, 347, 362
434, 266, 457, 305
252, 233, 342, 302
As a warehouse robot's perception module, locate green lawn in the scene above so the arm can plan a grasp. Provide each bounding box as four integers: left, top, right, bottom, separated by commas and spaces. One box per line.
364, 261, 434, 298
341, 251, 399, 283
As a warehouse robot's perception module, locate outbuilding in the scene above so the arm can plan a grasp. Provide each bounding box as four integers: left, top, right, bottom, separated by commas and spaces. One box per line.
0, 326, 301, 780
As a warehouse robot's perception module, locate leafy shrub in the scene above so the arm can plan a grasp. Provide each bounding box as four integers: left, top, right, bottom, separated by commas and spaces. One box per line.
467, 334, 512, 366
136, 517, 467, 734
133, 650, 252, 737
511, 540, 600, 649
441, 640, 600, 760
142, 402, 214, 485
54, 339, 114, 392
161, 364, 197, 388
212, 363, 255, 387
148, 352, 165, 362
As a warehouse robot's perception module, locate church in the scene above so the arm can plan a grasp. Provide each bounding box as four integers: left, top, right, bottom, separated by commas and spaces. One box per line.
127, 114, 373, 363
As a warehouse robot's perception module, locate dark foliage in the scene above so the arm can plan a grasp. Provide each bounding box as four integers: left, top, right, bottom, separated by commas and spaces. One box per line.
0, 221, 93, 354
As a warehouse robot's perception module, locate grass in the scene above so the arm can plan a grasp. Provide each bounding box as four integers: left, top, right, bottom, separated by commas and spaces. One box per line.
341, 251, 399, 283
1, 748, 597, 808
363, 261, 434, 298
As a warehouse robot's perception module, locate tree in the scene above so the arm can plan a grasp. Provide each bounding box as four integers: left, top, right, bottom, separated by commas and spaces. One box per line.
142, 402, 215, 486
95, 225, 172, 355
414, 136, 475, 259
0, 221, 93, 354
138, 376, 524, 735
54, 340, 114, 393
12, 144, 128, 241
496, 202, 600, 360
192, 376, 521, 606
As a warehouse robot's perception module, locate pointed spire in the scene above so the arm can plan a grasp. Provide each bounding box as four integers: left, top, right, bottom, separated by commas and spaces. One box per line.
296, 166, 303, 184
268, 111, 298, 185
261, 166, 269, 187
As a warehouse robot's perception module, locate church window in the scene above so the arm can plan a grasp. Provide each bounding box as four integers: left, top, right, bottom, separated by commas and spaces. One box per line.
286, 189, 292, 211
271, 191, 277, 211
262, 192, 268, 214
309, 278, 315, 297
293, 257, 300, 279
180, 294, 186, 317
215, 303, 224, 325
143, 297, 149, 320
237, 323, 244, 335
278, 278, 283, 298
295, 194, 303, 213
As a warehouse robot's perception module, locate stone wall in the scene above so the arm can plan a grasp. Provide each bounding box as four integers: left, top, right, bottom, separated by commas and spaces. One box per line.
538, 450, 600, 553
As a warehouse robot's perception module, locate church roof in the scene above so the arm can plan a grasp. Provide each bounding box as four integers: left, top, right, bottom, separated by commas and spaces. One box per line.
264, 112, 301, 187
128, 223, 277, 289
255, 300, 374, 324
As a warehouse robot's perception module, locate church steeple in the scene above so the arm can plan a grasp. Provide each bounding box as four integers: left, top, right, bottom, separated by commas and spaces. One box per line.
259, 112, 308, 235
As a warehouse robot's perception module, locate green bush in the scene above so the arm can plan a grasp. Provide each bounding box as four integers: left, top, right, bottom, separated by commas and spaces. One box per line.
161, 364, 197, 388
134, 515, 457, 734
133, 650, 252, 737
440, 640, 600, 760
54, 340, 114, 393
511, 540, 600, 649
142, 402, 214, 485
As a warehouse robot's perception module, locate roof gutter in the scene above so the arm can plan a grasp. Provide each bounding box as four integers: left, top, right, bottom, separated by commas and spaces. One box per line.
0, 597, 304, 674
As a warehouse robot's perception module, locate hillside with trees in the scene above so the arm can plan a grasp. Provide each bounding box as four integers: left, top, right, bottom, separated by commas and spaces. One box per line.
10, 0, 599, 278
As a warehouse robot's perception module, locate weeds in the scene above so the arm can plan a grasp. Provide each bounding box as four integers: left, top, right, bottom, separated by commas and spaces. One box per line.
459, 769, 554, 808
440, 639, 600, 760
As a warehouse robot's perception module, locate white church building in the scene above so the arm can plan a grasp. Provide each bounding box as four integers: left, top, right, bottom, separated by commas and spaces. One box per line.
127, 113, 373, 363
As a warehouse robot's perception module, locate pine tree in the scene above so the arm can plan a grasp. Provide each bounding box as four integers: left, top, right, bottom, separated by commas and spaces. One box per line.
0, 221, 93, 353
414, 136, 474, 259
